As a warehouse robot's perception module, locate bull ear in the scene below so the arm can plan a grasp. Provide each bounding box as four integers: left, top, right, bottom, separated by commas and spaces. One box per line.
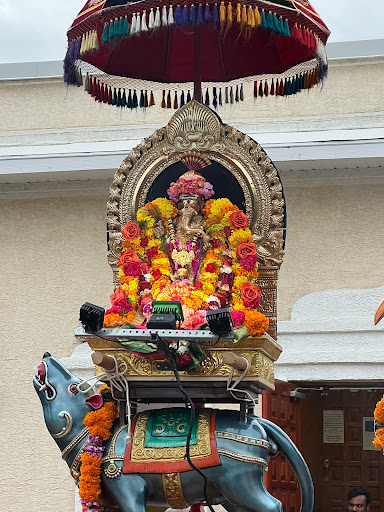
86, 394, 104, 409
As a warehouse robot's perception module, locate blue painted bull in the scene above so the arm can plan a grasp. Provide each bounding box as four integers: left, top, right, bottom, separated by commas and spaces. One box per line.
33, 353, 314, 512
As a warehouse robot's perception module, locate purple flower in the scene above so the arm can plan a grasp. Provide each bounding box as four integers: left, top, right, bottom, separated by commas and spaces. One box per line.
88, 434, 103, 446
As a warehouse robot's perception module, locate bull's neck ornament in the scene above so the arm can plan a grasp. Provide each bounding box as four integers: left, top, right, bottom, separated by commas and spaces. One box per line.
61, 427, 89, 460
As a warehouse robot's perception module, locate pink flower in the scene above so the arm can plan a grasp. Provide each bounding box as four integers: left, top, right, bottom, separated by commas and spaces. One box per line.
231, 310, 245, 327
240, 255, 257, 271
106, 299, 132, 315
181, 312, 207, 330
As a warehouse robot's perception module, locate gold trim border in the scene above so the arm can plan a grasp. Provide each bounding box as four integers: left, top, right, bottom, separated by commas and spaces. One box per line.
162, 473, 187, 509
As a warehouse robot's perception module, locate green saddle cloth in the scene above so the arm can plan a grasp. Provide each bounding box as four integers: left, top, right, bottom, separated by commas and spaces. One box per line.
144, 408, 199, 448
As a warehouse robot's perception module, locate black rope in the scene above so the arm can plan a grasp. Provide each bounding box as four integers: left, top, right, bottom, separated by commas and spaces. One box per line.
153, 334, 216, 512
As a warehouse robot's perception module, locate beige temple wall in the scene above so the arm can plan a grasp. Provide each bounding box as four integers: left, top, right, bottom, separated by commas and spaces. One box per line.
1, 50, 384, 510
1, 194, 110, 512
278, 184, 384, 319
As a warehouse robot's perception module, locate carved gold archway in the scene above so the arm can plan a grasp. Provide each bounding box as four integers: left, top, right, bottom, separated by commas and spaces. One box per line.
106, 101, 286, 338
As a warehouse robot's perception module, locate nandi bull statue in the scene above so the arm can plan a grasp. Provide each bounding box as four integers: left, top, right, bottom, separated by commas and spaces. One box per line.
34, 352, 314, 512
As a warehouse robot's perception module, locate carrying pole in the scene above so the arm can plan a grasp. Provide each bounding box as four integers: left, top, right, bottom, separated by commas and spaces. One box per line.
193, 27, 202, 103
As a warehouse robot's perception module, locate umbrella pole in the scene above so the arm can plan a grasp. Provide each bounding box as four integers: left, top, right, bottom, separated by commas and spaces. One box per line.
193, 27, 202, 103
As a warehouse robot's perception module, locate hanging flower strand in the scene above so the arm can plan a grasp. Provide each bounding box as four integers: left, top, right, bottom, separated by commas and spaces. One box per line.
79, 386, 118, 511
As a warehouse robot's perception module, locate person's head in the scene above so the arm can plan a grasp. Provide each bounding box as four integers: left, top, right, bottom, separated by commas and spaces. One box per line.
347, 488, 371, 512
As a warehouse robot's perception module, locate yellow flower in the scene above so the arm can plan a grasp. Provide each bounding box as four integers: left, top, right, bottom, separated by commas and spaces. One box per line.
128, 278, 139, 295
147, 239, 160, 248
229, 228, 253, 247
233, 276, 248, 289
232, 303, 246, 311
209, 198, 237, 219
152, 198, 177, 221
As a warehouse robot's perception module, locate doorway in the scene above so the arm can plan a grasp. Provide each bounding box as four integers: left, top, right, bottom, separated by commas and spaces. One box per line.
301, 388, 384, 512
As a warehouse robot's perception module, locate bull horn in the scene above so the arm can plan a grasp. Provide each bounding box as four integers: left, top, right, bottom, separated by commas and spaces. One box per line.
52, 411, 73, 438
374, 298, 384, 325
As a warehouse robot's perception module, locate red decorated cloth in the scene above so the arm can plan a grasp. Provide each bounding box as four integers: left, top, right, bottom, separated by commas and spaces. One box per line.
123, 409, 221, 474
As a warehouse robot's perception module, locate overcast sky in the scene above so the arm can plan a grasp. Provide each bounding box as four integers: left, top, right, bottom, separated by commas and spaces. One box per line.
0, 0, 383, 63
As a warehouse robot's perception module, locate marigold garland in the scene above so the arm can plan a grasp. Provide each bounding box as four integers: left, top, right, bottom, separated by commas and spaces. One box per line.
374, 397, 384, 424
373, 428, 384, 450
79, 390, 118, 511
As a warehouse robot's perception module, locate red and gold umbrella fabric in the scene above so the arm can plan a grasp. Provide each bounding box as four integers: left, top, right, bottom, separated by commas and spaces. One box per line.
64, 0, 330, 108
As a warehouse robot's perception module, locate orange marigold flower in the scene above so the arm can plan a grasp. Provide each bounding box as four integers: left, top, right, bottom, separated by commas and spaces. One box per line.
203, 199, 215, 218
374, 397, 384, 423
84, 401, 118, 440
123, 310, 136, 324
373, 427, 384, 449
120, 275, 136, 284
244, 310, 269, 337
103, 313, 125, 327
79, 453, 102, 502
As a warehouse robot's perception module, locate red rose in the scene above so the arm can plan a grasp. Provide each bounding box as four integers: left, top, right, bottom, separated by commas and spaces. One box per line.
122, 221, 141, 240
229, 210, 249, 229
205, 263, 218, 273
123, 262, 142, 277
151, 268, 162, 281
244, 298, 260, 309
236, 242, 257, 260
118, 249, 140, 267
110, 286, 128, 305
240, 282, 261, 303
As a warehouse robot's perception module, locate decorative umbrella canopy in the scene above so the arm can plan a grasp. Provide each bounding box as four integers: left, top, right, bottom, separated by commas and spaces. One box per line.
64, 0, 330, 108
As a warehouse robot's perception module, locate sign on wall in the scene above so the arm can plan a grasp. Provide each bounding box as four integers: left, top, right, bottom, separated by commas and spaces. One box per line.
363, 417, 377, 451
323, 410, 344, 444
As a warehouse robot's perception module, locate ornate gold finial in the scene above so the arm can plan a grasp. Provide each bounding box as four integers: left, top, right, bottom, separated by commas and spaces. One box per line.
165, 100, 224, 152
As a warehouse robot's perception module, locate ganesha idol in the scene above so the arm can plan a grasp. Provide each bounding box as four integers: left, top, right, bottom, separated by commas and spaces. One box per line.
103, 153, 269, 369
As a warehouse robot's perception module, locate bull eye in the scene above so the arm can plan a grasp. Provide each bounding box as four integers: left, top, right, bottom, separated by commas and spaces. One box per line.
69, 383, 79, 395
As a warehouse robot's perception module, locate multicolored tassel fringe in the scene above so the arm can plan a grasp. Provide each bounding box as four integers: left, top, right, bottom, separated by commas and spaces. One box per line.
95, 4, 302, 48
85, 75, 157, 109
253, 67, 320, 100
81, 69, 321, 110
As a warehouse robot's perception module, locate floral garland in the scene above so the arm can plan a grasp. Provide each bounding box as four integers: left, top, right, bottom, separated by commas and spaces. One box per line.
103, 197, 269, 338
79, 386, 118, 512
373, 396, 384, 450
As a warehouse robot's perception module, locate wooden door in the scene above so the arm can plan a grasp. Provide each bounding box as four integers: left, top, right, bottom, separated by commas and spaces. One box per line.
300, 389, 384, 512
263, 381, 302, 512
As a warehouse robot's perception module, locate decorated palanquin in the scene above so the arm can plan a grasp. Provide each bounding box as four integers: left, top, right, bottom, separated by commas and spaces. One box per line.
76, 100, 285, 393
